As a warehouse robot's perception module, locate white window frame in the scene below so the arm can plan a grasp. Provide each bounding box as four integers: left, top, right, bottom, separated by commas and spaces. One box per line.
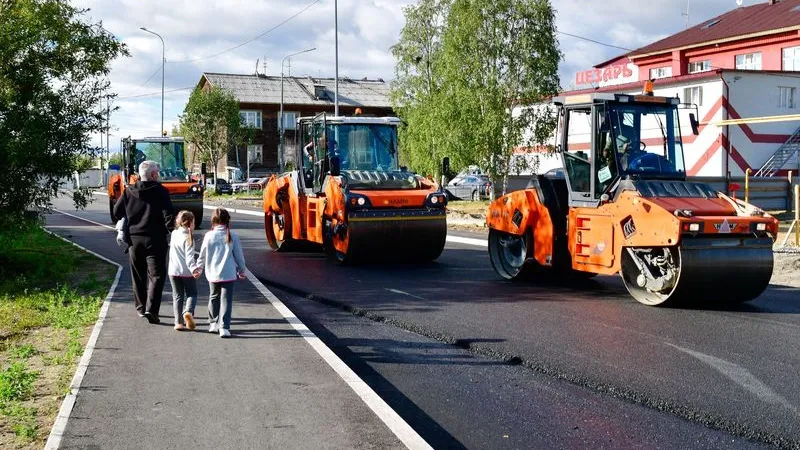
239, 110, 262, 129
783, 46, 800, 71
278, 111, 299, 131
649, 66, 672, 79
778, 86, 796, 109
683, 86, 703, 106
687, 60, 711, 74
247, 144, 263, 163
735, 52, 762, 70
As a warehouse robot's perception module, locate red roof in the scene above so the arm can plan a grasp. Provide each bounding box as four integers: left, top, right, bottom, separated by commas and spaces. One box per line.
561, 70, 722, 95
632, 0, 800, 56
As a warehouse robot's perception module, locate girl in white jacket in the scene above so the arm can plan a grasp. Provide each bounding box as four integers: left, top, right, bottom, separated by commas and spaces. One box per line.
168, 211, 201, 331
196, 208, 246, 338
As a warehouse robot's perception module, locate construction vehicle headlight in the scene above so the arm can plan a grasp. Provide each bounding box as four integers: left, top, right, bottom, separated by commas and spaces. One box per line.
682, 222, 702, 232
431, 196, 439, 204
756, 223, 766, 231
357, 197, 366, 206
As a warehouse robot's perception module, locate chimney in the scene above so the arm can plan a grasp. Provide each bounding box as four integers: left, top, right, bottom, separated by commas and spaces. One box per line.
768, 0, 777, 5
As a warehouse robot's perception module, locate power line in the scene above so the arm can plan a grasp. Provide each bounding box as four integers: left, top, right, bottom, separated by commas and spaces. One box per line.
168, 0, 321, 64
557, 30, 634, 52
140, 65, 162, 87
117, 86, 193, 100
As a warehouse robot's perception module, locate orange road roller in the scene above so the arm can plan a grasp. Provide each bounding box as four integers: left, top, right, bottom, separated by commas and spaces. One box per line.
264, 113, 447, 264
486, 90, 779, 306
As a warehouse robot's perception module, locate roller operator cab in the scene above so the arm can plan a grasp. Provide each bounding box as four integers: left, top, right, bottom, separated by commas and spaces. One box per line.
108, 136, 205, 226
486, 91, 779, 306
263, 113, 447, 264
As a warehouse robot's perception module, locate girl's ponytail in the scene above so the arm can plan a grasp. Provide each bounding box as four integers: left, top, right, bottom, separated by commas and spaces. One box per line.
176, 210, 195, 245
226, 227, 231, 244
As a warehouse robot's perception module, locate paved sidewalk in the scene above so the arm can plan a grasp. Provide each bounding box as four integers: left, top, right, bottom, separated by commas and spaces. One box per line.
44, 212, 412, 450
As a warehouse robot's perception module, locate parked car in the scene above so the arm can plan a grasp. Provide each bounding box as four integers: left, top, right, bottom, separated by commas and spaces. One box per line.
446, 175, 493, 201
206, 178, 233, 195
232, 177, 266, 193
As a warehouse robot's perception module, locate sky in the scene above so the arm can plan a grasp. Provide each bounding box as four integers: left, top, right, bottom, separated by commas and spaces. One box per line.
73, 0, 766, 153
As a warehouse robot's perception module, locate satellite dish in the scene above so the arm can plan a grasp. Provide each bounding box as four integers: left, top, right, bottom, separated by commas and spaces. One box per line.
736, 0, 743, 6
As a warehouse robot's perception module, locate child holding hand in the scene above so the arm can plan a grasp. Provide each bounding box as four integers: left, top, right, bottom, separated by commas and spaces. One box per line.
196, 208, 246, 338
167, 211, 201, 331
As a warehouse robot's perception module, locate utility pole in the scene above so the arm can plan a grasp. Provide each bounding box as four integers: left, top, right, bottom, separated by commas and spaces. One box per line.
334, 0, 339, 116
140, 27, 165, 136
106, 96, 111, 184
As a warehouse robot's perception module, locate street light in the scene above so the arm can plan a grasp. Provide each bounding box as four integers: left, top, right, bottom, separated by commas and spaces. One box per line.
140, 27, 165, 136
280, 47, 316, 170
334, 0, 339, 116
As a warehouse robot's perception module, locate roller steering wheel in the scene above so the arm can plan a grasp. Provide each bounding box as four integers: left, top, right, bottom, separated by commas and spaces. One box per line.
627, 153, 674, 172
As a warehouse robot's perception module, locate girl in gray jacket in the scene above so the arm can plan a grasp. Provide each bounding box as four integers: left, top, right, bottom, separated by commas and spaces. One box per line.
196, 208, 246, 338
168, 211, 201, 331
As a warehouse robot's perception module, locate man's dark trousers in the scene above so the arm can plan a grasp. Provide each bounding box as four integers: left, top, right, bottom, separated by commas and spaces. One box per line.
129, 235, 168, 317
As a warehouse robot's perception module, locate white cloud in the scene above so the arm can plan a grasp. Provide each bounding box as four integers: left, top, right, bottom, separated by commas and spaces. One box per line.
73, 0, 763, 151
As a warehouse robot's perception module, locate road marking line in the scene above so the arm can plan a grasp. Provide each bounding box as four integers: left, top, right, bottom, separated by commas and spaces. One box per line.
41, 226, 122, 450
446, 235, 488, 247
386, 288, 427, 300
92, 191, 108, 196
210, 204, 490, 248
247, 270, 433, 450
48, 209, 431, 450
54, 209, 116, 231
667, 343, 799, 416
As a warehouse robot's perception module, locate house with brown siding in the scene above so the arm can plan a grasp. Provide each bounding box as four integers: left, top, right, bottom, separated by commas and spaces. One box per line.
192, 73, 393, 180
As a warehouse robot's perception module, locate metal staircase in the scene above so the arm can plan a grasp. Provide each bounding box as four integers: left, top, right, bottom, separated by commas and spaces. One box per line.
754, 125, 800, 177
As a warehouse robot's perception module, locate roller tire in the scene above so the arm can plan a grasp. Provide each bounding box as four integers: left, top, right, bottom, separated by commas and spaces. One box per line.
265, 199, 293, 252
488, 228, 539, 281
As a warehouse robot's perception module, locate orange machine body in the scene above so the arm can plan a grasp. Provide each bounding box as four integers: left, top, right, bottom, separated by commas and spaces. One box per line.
264, 114, 448, 263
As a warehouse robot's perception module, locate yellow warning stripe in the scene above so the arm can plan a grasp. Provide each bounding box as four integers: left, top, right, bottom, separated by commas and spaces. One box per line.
348, 216, 445, 223
707, 113, 800, 126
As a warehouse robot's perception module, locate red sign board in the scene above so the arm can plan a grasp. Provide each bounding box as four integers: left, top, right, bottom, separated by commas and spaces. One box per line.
575, 64, 634, 85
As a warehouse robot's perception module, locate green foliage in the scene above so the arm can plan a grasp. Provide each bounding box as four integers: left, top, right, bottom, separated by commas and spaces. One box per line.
0, 0, 128, 228
391, 0, 561, 192
8, 344, 38, 360
180, 86, 253, 179
0, 363, 38, 402
0, 401, 38, 441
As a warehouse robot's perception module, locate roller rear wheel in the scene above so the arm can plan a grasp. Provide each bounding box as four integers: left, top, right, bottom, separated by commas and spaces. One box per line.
265, 198, 293, 251
488, 229, 535, 280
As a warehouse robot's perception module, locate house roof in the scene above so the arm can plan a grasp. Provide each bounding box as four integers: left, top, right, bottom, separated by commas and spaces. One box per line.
199, 73, 392, 108
630, 0, 800, 57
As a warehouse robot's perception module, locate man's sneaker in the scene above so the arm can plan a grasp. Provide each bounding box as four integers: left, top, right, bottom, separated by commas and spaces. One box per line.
143, 312, 158, 324
183, 312, 196, 330
208, 323, 218, 333
219, 328, 231, 338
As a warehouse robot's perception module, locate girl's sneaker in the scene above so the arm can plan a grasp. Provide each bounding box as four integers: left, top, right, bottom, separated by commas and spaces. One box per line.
208, 323, 218, 333
174, 324, 187, 331
219, 328, 231, 338
183, 312, 196, 330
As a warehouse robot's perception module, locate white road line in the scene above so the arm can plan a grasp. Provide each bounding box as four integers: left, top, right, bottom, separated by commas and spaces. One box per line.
209, 204, 489, 248
54, 209, 115, 231
92, 191, 108, 196
667, 343, 799, 416
248, 271, 433, 450
48, 209, 432, 450
386, 288, 427, 301
41, 227, 122, 450
445, 235, 488, 247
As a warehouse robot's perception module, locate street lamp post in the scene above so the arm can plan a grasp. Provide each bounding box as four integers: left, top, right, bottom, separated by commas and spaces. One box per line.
280, 47, 316, 170
334, 0, 339, 116
140, 27, 165, 136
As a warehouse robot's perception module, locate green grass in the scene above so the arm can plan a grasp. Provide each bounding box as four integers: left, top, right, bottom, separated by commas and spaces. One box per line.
0, 225, 113, 446
0, 363, 37, 403
206, 190, 264, 200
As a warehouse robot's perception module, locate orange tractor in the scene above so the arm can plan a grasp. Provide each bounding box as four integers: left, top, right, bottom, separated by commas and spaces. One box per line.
263, 113, 447, 263
108, 136, 205, 226
486, 90, 779, 306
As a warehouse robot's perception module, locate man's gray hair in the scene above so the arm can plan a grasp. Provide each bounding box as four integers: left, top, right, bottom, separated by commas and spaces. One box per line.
138, 160, 160, 181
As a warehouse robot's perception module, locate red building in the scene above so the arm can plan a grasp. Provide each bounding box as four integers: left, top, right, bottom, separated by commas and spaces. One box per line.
557, 0, 800, 180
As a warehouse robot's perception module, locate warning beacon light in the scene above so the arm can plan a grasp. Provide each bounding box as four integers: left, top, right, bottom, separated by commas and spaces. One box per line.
643, 79, 654, 96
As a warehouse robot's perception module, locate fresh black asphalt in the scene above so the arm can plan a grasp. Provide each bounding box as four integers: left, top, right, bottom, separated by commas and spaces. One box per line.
47, 193, 800, 449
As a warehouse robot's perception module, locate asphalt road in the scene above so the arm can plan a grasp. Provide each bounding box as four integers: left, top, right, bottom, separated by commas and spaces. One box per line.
53, 193, 800, 449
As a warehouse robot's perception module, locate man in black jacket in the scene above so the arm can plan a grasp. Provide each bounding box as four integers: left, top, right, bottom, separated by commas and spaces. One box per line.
113, 160, 174, 323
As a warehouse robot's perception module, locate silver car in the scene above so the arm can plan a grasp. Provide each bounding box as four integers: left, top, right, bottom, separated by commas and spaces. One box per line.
446, 175, 493, 201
